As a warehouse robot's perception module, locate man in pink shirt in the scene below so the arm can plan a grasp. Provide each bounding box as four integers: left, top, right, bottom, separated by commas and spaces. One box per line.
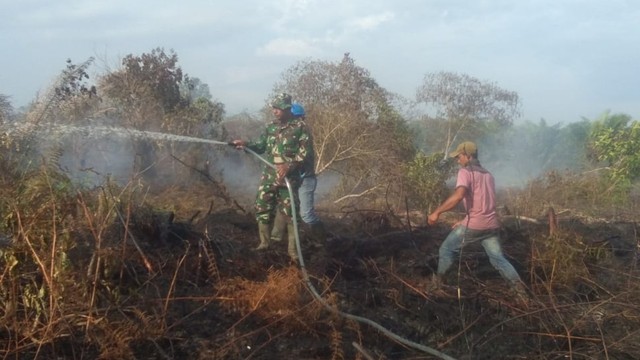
427, 141, 525, 294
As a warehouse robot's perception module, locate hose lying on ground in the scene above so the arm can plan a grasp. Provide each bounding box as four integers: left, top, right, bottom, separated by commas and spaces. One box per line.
240, 146, 456, 360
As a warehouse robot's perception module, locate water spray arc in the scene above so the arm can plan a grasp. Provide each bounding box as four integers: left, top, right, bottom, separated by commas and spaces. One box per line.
14, 124, 454, 359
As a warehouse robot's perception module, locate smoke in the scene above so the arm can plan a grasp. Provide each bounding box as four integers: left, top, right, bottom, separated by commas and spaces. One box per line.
58, 135, 138, 186
0, 121, 248, 195
2, 118, 338, 212
315, 171, 341, 204
473, 121, 588, 188
215, 151, 342, 210
4, 118, 591, 211
214, 148, 261, 208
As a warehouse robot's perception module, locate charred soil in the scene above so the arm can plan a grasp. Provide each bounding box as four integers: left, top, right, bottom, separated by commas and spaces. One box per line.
1, 183, 639, 360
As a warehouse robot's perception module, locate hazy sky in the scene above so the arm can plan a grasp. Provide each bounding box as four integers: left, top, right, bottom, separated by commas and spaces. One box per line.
1, 0, 638, 124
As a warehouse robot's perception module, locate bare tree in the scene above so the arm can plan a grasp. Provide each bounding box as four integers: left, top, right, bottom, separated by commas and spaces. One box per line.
416, 72, 520, 155
20, 58, 99, 126
273, 54, 415, 208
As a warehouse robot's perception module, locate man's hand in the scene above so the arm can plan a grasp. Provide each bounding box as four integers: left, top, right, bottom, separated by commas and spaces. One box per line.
275, 163, 290, 183
230, 139, 246, 149
427, 187, 466, 226
427, 212, 439, 226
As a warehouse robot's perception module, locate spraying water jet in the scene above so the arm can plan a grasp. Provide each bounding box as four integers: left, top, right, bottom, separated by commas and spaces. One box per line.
1, 122, 455, 359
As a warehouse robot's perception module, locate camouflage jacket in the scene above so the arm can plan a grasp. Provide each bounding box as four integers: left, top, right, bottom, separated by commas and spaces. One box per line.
246, 118, 311, 177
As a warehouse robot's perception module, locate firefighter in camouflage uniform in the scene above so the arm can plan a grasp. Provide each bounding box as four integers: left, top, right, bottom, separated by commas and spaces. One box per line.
231, 93, 311, 261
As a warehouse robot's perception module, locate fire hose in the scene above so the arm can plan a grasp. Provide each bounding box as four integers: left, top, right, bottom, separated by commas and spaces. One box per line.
21, 122, 455, 359
232, 143, 456, 360
5, 120, 455, 359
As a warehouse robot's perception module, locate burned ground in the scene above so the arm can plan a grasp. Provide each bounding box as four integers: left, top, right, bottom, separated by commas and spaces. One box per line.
1, 182, 639, 360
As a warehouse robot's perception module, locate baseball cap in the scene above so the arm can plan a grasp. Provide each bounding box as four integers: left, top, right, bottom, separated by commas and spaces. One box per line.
449, 141, 478, 158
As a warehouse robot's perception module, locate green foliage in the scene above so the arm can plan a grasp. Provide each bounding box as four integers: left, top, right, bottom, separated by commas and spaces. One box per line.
404, 151, 455, 212
0, 159, 79, 333
15, 159, 77, 241
589, 112, 640, 188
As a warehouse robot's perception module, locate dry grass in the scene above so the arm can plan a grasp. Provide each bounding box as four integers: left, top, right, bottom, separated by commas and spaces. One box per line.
216, 266, 327, 327
500, 169, 638, 220
1, 156, 639, 359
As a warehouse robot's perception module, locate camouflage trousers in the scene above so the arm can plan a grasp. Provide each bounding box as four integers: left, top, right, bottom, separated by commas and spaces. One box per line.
255, 170, 300, 224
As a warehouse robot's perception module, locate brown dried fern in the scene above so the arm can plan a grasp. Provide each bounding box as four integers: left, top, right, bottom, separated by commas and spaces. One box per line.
330, 322, 345, 360
200, 239, 220, 282
217, 266, 327, 329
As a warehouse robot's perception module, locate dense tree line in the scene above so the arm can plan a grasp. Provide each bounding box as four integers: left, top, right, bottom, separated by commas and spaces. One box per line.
1, 48, 638, 210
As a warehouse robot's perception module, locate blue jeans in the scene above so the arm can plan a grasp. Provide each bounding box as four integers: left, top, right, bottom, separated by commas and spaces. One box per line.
437, 226, 522, 285
299, 176, 320, 224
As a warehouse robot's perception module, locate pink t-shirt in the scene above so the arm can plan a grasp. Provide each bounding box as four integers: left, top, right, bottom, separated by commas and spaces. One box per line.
455, 167, 500, 230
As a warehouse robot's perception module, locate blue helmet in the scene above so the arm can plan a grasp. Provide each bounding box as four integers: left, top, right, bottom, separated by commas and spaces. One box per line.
291, 103, 305, 117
